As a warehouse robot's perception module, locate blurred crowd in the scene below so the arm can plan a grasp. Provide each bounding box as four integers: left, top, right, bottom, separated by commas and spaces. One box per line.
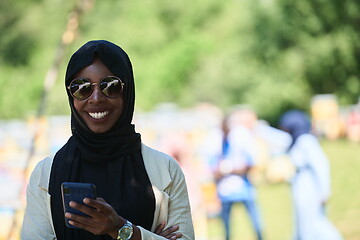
0, 94, 358, 239
311, 94, 360, 142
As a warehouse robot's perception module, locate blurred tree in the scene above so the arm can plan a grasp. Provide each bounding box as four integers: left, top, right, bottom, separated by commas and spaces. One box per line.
0, 0, 74, 119
248, 0, 360, 108
0, 1, 39, 66
1, 0, 359, 123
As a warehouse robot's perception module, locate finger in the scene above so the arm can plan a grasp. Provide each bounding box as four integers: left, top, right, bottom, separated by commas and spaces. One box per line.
83, 198, 111, 213
79, 199, 112, 218
65, 212, 93, 228
84, 197, 107, 205
66, 217, 99, 234
65, 211, 110, 234
95, 197, 106, 203
69, 201, 97, 216
154, 221, 166, 234
162, 225, 179, 236
170, 233, 183, 239
165, 233, 182, 240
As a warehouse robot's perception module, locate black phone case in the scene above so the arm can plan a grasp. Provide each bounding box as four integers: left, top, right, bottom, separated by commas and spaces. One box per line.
61, 182, 96, 228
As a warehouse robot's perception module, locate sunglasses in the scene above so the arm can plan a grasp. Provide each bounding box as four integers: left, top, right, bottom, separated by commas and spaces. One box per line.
67, 76, 125, 101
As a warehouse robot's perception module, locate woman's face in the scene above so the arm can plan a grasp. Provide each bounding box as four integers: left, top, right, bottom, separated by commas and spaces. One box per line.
72, 58, 124, 133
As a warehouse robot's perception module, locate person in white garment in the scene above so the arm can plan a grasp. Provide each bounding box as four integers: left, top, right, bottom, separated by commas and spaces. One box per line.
279, 110, 343, 240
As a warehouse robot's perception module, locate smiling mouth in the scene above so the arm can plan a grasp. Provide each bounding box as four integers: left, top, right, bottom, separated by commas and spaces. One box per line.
88, 111, 109, 119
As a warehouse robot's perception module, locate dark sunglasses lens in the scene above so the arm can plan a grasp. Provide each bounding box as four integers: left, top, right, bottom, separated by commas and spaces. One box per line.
69, 79, 92, 100
100, 77, 123, 98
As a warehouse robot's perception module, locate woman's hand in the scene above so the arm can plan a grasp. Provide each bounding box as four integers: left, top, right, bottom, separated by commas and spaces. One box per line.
65, 198, 182, 239
64, 197, 122, 237
154, 221, 182, 239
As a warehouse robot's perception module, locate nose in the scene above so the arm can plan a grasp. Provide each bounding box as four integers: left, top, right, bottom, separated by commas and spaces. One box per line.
88, 84, 106, 103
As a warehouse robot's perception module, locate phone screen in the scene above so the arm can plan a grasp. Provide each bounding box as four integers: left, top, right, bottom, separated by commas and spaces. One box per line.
61, 182, 96, 228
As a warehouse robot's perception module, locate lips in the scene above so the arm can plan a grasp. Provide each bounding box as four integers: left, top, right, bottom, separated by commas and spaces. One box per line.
88, 111, 109, 119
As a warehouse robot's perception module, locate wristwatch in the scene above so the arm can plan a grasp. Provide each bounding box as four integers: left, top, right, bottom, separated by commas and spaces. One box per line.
116, 220, 133, 240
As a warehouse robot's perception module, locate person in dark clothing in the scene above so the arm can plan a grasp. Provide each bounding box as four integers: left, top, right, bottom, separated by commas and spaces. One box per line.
21, 40, 194, 240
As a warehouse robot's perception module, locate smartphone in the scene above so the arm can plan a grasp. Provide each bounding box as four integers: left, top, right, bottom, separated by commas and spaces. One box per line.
61, 182, 97, 228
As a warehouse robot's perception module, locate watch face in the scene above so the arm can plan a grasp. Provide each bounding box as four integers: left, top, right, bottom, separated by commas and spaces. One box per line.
120, 226, 132, 238
118, 222, 133, 240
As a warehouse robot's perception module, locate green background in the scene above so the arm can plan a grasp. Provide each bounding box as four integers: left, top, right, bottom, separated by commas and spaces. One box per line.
0, 0, 359, 124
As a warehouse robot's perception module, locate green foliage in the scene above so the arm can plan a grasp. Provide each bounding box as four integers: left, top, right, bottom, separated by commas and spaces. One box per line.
0, 1, 39, 66
249, 0, 360, 109
0, 0, 74, 119
0, 0, 359, 121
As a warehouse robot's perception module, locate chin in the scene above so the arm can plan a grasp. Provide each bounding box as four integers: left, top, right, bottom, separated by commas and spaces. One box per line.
89, 126, 111, 133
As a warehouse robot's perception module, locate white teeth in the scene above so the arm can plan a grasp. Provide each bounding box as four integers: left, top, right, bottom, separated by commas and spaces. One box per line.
89, 111, 109, 119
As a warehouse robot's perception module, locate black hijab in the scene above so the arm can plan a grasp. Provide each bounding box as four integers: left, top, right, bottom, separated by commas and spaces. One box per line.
279, 110, 312, 150
48, 40, 155, 239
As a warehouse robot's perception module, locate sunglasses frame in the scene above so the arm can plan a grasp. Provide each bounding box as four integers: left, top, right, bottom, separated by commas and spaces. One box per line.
67, 76, 125, 101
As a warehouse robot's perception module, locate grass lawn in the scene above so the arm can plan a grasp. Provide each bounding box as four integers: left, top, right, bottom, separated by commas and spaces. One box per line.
206, 139, 360, 240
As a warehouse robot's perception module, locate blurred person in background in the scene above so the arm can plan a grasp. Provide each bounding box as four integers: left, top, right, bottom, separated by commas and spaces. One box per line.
210, 113, 263, 240
279, 110, 343, 240
21, 40, 194, 240
158, 129, 208, 240
228, 107, 293, 184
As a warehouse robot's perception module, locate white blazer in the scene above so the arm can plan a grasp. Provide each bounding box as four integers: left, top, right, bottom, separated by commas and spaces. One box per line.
21, 144, 195, 240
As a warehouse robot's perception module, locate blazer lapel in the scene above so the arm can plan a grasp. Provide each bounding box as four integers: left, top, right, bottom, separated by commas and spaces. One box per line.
141, 144, 172, 231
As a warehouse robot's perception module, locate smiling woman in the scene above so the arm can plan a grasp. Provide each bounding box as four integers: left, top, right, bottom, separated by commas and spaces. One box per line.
71, 59, 125, 133
21, 40, 195, 240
